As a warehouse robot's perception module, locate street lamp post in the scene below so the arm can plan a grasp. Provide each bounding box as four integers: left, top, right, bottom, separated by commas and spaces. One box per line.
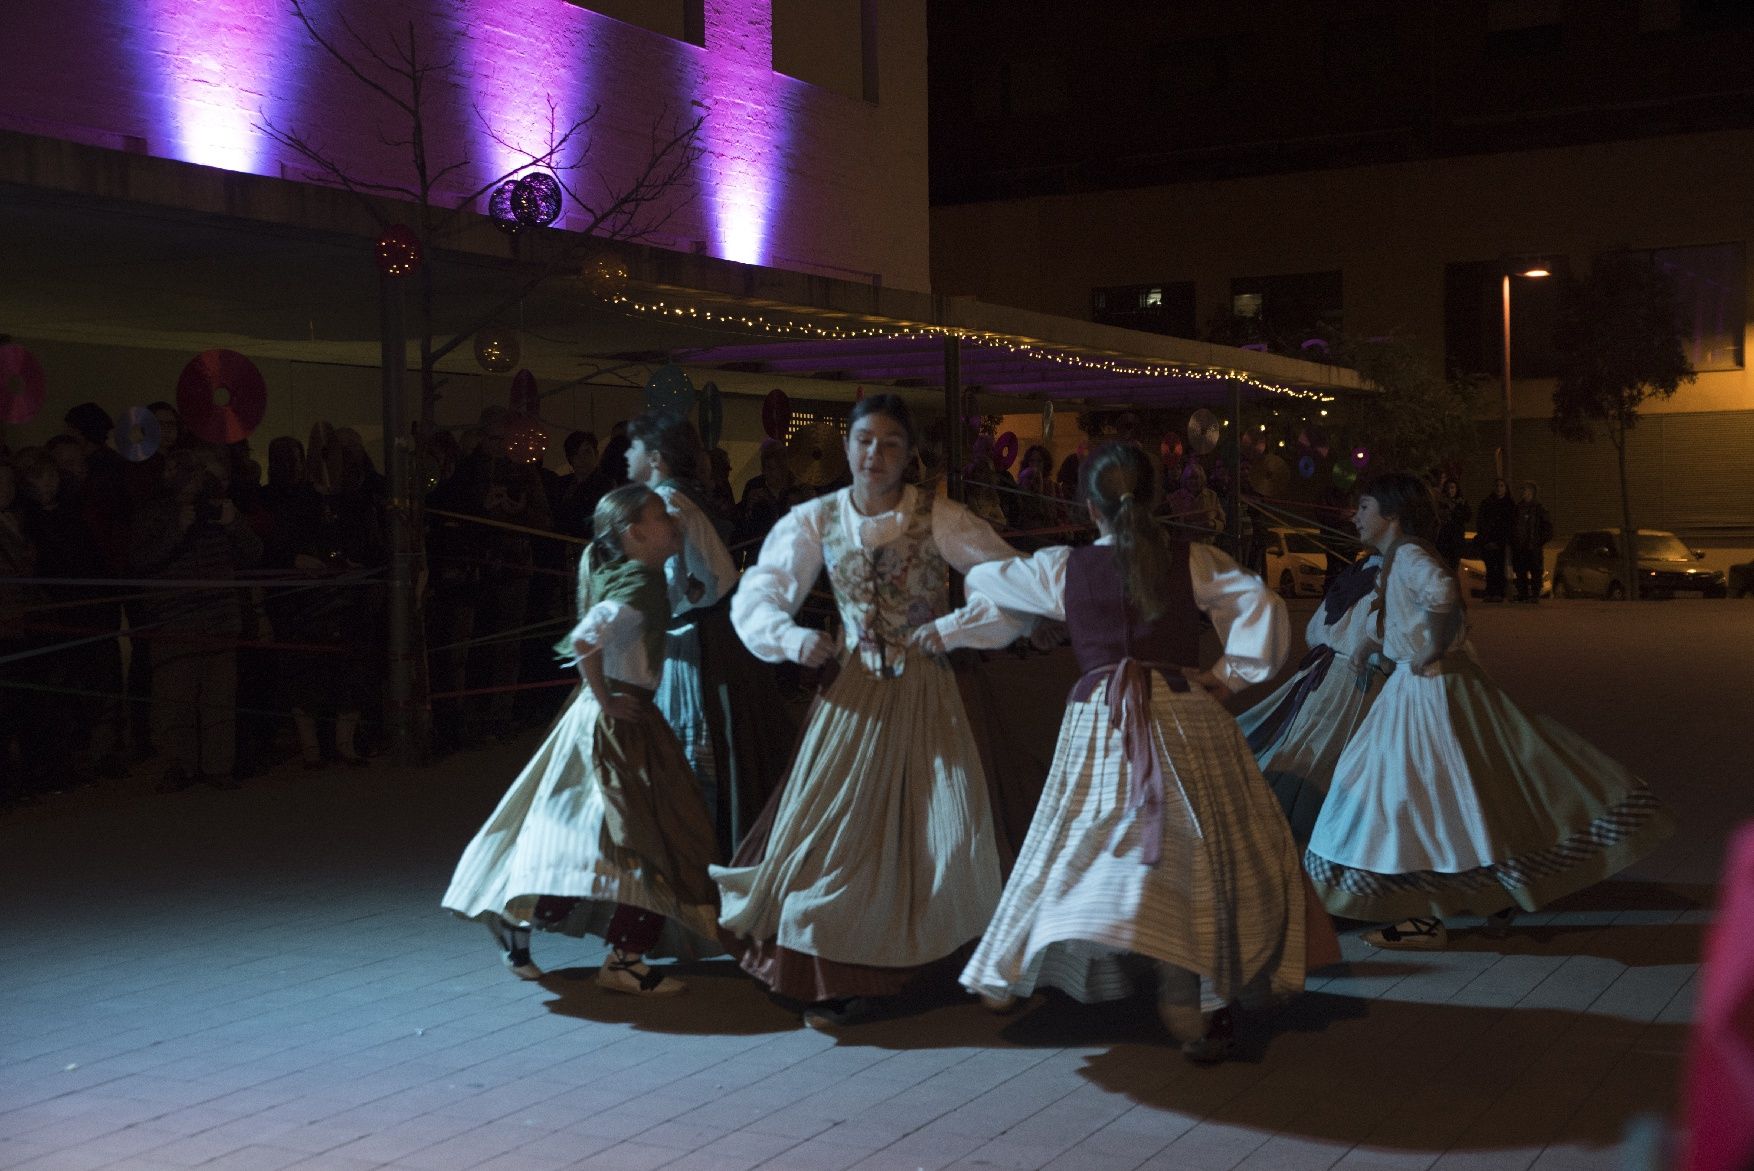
1499, 264, 1550, 485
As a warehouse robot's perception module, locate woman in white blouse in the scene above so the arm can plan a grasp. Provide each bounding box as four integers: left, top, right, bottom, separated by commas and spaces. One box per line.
948, 441, 1330, 1063
718, 394, 1025, 1029
443, 485, 722, 995
1308, 473, 1673, 950
626, 412, 784, 854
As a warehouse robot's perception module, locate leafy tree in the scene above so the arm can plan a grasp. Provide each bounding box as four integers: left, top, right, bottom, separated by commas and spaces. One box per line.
1551, 252, 1695, 600
1327, 335, 1480, 478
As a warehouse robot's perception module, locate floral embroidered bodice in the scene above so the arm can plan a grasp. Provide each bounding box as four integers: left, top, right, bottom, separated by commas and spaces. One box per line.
818, 489, 949, 676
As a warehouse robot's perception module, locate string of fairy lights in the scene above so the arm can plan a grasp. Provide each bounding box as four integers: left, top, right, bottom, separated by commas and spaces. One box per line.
597, 291, 1338, 405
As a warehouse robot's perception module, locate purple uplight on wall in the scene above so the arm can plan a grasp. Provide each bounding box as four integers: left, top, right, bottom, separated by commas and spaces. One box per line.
149, 0, 292, 173
698, 0, 792, 266
463, 1, 599, 216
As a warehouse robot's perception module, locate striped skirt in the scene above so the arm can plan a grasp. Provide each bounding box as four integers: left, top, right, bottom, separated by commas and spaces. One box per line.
961, 682, 1325, 1013
1236, 648, 1386, 846
712, 650, 1003, 1001
440, 685, 723, 959
1307, 652, 1675, 922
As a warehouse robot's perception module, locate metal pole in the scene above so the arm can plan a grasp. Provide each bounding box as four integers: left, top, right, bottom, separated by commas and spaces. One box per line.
944, 337, 965, 503
1228, 379, 1244, 550
1500, 272, 1513, 485
380, 272, 416, 764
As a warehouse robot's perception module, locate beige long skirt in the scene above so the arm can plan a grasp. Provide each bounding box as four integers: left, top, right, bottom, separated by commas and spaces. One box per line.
441, 685, 723, 959
712, 650, 1004, 1001
962, 682, 1334, 1013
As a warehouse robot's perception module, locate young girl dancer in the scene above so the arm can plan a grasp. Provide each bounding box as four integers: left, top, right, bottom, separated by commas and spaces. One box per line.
1306, 472, 1674, 949
950, 442, 1334, 1063
719, 394, 1024, 1029
1236, 545, 1387, 845
626, 412, 790, 856
442, 485, 722, 994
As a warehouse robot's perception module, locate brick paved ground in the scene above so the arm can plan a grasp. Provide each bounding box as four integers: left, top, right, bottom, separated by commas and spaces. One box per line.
3, 600, 1748, 1171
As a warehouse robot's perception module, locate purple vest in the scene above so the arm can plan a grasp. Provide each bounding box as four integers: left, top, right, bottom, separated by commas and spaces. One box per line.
1065, 543, 1201, 701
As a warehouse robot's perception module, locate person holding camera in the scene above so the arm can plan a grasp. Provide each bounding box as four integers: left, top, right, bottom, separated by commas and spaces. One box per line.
131, 447, 263, 791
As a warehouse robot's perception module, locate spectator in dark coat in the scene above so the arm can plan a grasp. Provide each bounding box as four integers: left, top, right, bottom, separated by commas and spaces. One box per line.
131, 447, 263, 791
1475, 478, 1514, 602
1435, 477, 1471, 570
1510, 480, 1555, 603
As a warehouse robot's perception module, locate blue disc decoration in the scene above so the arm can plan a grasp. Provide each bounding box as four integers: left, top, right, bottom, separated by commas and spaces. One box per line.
488, 181, 520, 234
697, 380, 724, 450
644, 364, 695, 415
512, 172, 563, 227
1297, 454, 1317, 479
114, 405, 162, 463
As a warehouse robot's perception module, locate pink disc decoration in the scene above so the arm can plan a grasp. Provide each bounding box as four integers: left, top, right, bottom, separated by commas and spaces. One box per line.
992, 432, 1019, 472
1159, 431, 1185, 464
761, 388, 791, 440
509, 369, 539, 417
0, 344, 47, 424
177, 349, 267, 445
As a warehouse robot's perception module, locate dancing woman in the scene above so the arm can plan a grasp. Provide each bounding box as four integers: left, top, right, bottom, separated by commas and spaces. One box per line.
442, 485, 722, 995
950, 441, 1331, 1063
1306, 472, 1674, 950
718, 394, 1024, 1029
1235, 546, 1387, 845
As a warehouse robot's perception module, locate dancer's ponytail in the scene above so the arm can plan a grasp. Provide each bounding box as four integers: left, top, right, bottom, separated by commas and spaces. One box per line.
556, 484, 659, 659
1083, 441, 1175, 622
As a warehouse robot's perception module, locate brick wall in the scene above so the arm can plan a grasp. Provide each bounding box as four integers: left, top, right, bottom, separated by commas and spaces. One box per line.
0, 0, 928, 291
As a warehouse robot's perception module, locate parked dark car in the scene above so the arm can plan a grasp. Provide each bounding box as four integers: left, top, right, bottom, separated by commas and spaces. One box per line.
1552, 528, 1728, 599
1731, 558, 1754, 598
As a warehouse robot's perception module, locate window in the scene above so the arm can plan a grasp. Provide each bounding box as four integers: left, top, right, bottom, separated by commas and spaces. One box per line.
1228, 271, 1344, 345
1092, 282, 1197, 338
773, 0, 877, 103
568, 0, 703, 46
783, 406, 849, 444
1442, 257, 1569, 379
1622, 243, 1745, 371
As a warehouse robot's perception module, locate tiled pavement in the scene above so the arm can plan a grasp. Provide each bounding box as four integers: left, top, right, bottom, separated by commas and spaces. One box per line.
3, 601, 1748, 1170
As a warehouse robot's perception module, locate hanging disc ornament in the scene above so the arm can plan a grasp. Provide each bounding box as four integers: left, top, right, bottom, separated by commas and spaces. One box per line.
1248, 453, 1293, 497
511, 172, 563, 227
375, 225, 421, 277
473, 327, 520, 374
1350, 446, 1371, 470
761, 388, 791, 441
786, 421, 849, 488
644, 364, 695, 415
1187, 408, 1222, 455
1159, 431, 1185, 465
176, 348, 267, 444
509, 369, 539, 417
113, 405, 162, 463
0, 344, 46, 424
488, 182, 521, 234
992, 432, 1019, 473
506, 413, 547, 466
697, 381, 724, 450
1297, 454, 1317, 479
582, 251, 628, 297
1331, 459, 1358, 492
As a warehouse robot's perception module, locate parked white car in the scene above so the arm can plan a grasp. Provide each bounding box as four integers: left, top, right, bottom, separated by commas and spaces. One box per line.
1262, 526, 1331, 599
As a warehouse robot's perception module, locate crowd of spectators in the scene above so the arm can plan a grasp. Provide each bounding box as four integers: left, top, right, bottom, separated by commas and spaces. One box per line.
0, 402, 1261, 809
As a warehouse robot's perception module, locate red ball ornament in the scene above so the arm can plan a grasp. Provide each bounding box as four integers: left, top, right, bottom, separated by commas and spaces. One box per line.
376, 225, 422, 277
